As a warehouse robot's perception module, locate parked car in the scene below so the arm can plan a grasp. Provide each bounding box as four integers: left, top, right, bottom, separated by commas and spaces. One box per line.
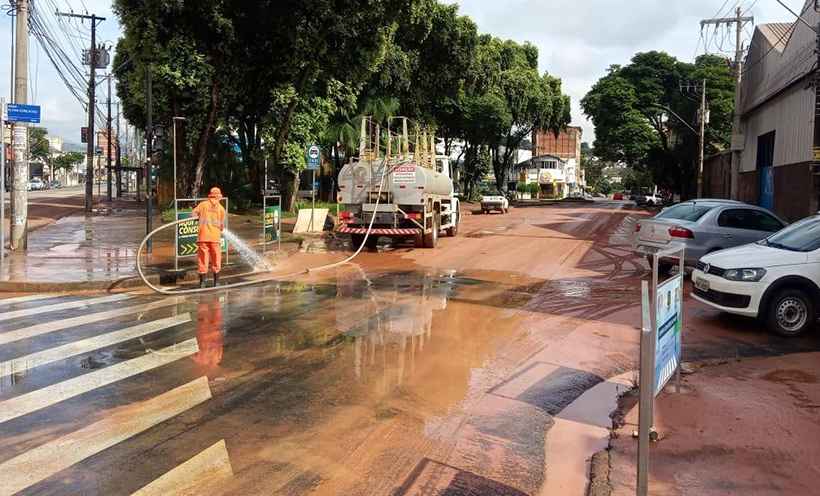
49, 180, 62, 189
481, 190, 509, 214
634, 199, 786, 273
29, 178, 46, 191
692, 214, 820, 336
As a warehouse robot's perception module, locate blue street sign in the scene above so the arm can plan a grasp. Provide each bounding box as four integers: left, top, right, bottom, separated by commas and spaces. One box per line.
306, 144, 321, 170
6, 104, 41, 124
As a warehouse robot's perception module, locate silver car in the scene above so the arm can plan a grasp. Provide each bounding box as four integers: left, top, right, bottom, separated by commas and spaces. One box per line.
634, 199, 786, 273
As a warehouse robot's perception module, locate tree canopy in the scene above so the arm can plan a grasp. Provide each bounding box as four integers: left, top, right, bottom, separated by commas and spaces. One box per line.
581, 52, 734, 198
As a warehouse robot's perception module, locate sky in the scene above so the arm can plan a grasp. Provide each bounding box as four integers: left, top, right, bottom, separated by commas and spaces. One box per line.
0, 0, 809, 146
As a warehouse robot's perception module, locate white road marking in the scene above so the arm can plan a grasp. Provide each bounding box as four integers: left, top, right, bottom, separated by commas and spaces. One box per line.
0, 297, 183, 346
0, 338, 199, 425
0, 314, 192, 379
0, 293, 131, 323
0, 294, 66, 307
0, 377, 212, 496
130, 440, 233, 496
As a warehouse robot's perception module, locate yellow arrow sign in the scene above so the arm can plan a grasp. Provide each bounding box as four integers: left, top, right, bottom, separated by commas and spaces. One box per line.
179, 243, 198, 257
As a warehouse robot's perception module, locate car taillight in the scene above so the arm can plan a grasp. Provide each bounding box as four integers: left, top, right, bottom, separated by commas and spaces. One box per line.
635, 223, 641, 232
669, 226, 694, 239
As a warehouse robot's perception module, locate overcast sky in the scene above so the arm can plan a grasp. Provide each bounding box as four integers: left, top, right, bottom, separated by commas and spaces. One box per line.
0, 0, 808, 146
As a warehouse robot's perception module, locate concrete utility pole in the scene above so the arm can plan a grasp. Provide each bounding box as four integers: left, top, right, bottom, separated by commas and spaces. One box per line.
701, 8, 753, 200
145, 67, 153, 253
9, 0, 29, 250
116, 101, 122, 198
698, 79, 707, 199
106, 76, 113, 202
814, 9, 820, 212
57, 11, 105, 213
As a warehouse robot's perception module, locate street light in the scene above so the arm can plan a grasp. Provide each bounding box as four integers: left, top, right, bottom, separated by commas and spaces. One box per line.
172, 116, 186, 201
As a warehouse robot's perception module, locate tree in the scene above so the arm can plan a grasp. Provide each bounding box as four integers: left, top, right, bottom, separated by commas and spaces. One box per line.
51, 152, 85, 171
582, 52, 735, 198
29, 127, 50, 164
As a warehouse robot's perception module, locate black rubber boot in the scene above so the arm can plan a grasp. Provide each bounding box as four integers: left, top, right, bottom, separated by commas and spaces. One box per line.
213, 272, 219, 287
199, 274, 206, 288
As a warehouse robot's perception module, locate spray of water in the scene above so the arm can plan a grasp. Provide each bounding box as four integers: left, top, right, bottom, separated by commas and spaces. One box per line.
222, 229, 274, 272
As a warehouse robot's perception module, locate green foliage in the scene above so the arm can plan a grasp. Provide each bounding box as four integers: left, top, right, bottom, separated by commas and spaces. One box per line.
582, 52, 735, 198
51, 152, 85, 171
29, 127, 50, 163
527, 183, 541, 195
516, 182, 528, 194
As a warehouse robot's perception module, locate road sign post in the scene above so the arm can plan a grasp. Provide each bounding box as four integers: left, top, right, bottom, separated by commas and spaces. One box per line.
636, 244, 685, 496
306, 144, 321, 233
174, 198, 229, 271
263, 195, 282, 253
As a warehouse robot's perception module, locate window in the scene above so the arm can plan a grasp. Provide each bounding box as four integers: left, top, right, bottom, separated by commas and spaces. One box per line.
718, 209, 783, 232
765, 215, 820, 252
656, 203, 714, 222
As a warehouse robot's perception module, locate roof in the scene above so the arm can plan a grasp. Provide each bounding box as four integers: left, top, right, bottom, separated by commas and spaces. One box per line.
759, 23, 795, 53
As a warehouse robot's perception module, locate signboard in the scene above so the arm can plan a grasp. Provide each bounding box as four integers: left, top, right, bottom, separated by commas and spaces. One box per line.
306, 144, 321, 170
176, 209, 227, 258
6, 104, 40, 124
264, 205, 280, 242
393, 164, 416, 184
654, 273, 683, 396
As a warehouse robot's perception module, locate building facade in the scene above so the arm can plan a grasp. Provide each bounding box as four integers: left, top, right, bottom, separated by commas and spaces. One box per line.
532, 126, 585, 192
735, 6, 818, 221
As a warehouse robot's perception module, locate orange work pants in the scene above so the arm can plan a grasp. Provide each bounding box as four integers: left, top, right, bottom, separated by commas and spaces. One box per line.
197, 241, 222, 274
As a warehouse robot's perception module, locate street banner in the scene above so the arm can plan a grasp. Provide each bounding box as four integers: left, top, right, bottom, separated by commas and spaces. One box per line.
264, 205, 280, 242
654, 273, 683, 396
176, 209, 227, 258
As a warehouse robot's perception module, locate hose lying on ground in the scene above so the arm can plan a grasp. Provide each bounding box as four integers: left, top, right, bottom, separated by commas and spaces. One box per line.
136, 156, 398, 295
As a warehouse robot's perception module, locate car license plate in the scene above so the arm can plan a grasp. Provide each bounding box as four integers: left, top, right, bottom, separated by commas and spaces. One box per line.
695, 278, 710, 292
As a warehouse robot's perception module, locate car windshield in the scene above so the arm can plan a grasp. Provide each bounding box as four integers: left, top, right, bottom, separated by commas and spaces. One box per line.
655, 203, 714, 222
761, 215, 820, 252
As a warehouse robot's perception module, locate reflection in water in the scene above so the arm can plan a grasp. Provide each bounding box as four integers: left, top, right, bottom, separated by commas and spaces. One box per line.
194, 294, 225, 368
336, 269, 453, 391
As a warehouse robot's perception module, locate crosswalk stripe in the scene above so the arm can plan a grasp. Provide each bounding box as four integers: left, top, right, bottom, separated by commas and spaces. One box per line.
0, 294, 66, 307
0, 338, 199, 425
0, 293, 131, 323
0, 314, 192, 380
0, 376, 212, 496
131, 439, 233, 496
0, 297, 183, 346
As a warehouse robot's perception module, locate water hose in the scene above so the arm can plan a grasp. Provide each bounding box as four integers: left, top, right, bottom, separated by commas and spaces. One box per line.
136, 156, 399, 295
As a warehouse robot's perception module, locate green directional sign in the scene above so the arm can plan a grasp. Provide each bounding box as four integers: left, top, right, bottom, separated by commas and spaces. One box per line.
176, 209, 226, 258
264, 205, 280, 242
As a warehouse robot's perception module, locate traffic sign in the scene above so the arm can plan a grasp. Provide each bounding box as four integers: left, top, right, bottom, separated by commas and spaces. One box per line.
306, 144, 321, 170
6, 104, 41, 124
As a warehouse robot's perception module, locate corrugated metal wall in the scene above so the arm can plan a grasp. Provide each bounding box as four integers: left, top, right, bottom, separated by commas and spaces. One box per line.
740, 84, 815, 172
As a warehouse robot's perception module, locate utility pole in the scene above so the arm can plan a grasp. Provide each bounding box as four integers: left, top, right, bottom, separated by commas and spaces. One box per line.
116, 101, 122, 198
9, 0, 28, 250
698, 79, 707, 198
701, 8, 753, 200
145, 67, 153, 253
106, 76, 113, 202
57, 11, 105, 213
814, 6, 820, 212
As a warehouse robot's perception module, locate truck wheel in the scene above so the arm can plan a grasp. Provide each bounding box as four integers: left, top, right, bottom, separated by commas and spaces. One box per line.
446, 210, 459, 237
766, 288, 816, 337
351, 234, 365, 251
423, 214, 439, 248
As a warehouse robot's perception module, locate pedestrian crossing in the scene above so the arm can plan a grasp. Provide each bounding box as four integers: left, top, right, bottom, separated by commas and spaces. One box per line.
0, 292, 234, 495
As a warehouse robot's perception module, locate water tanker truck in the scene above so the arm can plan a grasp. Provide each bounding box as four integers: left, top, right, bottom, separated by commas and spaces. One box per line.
336, 117, 459, 249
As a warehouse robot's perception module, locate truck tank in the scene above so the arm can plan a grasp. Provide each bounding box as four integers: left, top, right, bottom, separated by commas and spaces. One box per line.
339, 160, 452, 205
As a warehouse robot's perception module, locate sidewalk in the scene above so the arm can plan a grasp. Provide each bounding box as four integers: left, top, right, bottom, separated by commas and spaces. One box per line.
1, 195, 299, 292
600, 352, 820, 495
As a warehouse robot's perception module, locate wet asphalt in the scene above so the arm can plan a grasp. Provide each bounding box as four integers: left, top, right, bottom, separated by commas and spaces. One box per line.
0, 201, 818, 496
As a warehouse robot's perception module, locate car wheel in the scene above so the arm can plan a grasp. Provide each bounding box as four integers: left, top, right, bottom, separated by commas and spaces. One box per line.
766, 289, 816, 337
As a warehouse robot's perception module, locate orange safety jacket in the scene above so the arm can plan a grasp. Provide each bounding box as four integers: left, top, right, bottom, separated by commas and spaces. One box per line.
193, 199, 226, 243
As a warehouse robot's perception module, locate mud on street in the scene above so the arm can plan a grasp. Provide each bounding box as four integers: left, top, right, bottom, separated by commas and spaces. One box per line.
1, 201, 818, 495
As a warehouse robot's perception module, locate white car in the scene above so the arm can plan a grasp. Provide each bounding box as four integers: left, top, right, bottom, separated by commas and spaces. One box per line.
692, 214, 820, 336
481, 191, 509, 214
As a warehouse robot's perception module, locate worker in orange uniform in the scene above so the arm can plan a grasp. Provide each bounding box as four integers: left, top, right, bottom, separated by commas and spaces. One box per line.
192, 187, 226, 288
